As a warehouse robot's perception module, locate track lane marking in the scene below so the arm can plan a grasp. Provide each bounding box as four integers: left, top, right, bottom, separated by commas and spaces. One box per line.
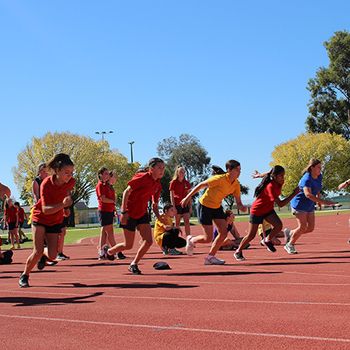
0, 313, 349, 343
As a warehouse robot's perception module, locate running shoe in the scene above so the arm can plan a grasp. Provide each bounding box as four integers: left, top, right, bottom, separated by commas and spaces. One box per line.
56, 253, 70, 260
261, 239, 276, 252
103, 246, 115, 261
116, 252, 126, 260
185, 235, 194, 256
37, 255, 47, 270
162, 247, 169, 255
128, 264, 142, 275
169, 248, 183, 255
204, 255, 225, 265
284, 242, 297, 254
18, 273, 30, 288
283, 228, 291, 244
234, 251, 245, 261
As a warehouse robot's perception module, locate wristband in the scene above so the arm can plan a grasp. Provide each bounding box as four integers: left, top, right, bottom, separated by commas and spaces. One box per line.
121, 210, 128, 214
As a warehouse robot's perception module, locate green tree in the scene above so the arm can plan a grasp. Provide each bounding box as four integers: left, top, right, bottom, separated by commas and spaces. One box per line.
13, 132, 138, 225
306, 31, 350, 140
157, 134, 211, 185
271, 133, 350, 195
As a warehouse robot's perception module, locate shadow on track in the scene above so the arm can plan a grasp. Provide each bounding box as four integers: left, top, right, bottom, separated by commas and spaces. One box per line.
55, 282, 198, 289
0, 292, 103, 307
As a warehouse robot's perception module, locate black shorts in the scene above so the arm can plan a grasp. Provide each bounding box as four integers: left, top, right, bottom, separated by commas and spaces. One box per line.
98, 211, 114, 227
250, 210, 277, 225
197, 203, 226, 225
19, 222, 24, 228
8, 222, 17, 230
120, 213, 150, 232
175, 205, 190, 215
32, 222, 62, 234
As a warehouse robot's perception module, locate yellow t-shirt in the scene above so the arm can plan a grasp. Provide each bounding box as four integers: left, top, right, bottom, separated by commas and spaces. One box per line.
153, 214, 173, 247
199, 173, 241, 209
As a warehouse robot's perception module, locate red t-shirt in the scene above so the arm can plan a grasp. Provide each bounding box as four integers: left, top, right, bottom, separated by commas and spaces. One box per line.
5, 206, 18, 223
169, 179, 191, 206
251, 181, 282, 216
18, 207, 25, 223
126, 172, 162, 219
96, 181, 116, 212
32, 176, 75, 226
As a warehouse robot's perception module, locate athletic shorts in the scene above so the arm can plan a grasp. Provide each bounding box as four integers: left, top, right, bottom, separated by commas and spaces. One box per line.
250, 210, 277, 225
98, 211, 114, 227
291, 208, 314, 215
8, 222, 17, 230
32, 221, 62, 234
175, 205, 190, 215
120, 213, 150, 232
197, 203, 226, 225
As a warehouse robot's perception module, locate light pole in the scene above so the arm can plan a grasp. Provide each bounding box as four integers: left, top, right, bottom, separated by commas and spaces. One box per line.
128, 141, 135, 163
95, 130, 113, 140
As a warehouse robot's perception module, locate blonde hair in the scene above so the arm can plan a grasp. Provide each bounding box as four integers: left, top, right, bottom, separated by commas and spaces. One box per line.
172, 165, 185, 181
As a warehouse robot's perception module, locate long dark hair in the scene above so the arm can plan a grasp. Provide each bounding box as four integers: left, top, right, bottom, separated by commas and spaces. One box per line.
254, 165, 285, 198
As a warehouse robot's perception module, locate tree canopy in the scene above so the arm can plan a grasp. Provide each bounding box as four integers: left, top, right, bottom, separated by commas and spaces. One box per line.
306, 31, 350, 140
13, 132, 139, 206
270, 133, 350, 195
157, 133, 211, 186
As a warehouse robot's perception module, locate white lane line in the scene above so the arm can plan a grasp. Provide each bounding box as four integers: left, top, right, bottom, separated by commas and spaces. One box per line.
3, 290, 350, 307
0, 314, 349, 343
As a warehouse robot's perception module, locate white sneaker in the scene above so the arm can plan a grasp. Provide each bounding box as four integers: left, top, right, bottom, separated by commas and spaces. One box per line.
186, 235, 194, 256
284, 242, 297, 254
204, 255, 225, 265
283, 228, 291, 244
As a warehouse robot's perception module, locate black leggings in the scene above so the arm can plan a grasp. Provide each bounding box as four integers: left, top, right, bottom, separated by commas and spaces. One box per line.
162, 229, 186, 249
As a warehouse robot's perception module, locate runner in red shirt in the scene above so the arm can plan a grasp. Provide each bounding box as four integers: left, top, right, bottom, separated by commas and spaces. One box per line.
234, 165, 299, 261
19, 153, 75, 288
106, 158, 165, 274
169, 166, 192, 236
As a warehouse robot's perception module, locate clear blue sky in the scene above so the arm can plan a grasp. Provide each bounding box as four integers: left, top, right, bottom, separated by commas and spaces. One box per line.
1, 0, 349, 205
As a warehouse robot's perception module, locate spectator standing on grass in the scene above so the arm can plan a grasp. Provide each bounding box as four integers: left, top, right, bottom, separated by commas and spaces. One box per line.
14, 202, 29, 243
338, 178, 350, 244
169, 166, 192, 237
4, 197, 20, 249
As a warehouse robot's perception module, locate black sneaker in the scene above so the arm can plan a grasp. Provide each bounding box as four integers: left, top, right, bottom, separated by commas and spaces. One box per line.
19, 273, 30, 288
128, 264, 142, 275
117, 251, 126, 260
234, 251, 245, 261
262, 240, 276, 253
37, 255, 48, 270
103, 246, 115, 261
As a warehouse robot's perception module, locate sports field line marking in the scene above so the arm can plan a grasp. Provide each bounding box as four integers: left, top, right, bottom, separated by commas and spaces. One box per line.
0, 313, 349, 343
4, 290, 350, 307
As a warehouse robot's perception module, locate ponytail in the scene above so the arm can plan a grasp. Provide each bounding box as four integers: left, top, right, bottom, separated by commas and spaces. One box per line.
254, 165, 284, 197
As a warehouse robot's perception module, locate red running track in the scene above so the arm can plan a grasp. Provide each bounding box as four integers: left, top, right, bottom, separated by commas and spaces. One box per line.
1, 213, 350, 350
